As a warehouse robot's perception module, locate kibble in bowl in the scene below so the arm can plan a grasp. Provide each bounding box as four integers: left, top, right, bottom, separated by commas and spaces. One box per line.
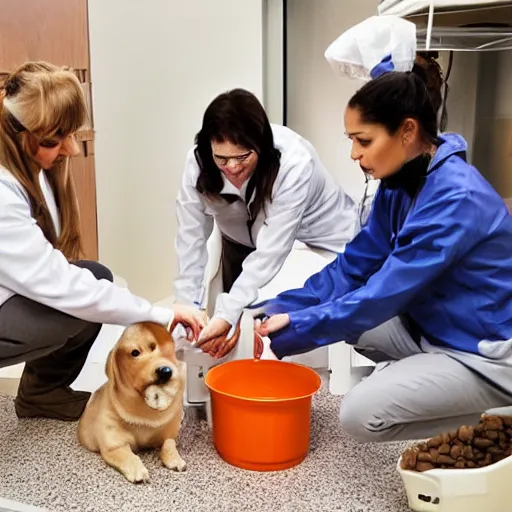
400, 415, 512, 472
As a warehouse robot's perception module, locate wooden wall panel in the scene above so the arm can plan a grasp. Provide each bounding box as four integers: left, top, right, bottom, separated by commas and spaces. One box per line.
0, 0, 98, 260
72, 156, 98, 260
0, 0, 89, 70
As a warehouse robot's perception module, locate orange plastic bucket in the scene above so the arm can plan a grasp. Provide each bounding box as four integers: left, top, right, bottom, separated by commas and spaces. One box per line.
204, 359, 321, 472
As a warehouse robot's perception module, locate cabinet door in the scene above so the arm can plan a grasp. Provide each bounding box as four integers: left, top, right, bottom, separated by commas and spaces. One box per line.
0, 0, 98, 260
0, 0, 89, 69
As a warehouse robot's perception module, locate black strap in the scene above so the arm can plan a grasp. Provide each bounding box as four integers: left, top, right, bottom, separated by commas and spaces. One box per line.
219, 193, 239, 204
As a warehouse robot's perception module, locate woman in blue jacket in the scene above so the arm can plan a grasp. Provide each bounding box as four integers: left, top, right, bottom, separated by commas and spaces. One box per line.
256, 52, 512, 443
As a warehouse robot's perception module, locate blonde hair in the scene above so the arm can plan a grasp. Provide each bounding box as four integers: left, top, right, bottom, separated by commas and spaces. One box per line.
0, 61, 88, 260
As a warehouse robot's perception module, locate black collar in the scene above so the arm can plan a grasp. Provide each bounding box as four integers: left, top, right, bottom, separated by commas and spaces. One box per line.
382, 153, 432, 197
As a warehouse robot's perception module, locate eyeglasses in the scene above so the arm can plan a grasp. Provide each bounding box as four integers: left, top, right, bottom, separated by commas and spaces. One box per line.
213, 150, 253, 166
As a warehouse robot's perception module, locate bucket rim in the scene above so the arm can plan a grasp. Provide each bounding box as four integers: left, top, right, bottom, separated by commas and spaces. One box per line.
204, 358, 322, 403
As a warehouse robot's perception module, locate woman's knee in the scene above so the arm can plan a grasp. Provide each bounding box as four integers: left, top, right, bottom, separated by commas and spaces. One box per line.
338, 386, 395, 443
73, 260, 114, 283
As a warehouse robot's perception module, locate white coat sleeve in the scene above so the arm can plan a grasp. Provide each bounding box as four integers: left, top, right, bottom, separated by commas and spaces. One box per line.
213, 160, 313, 325
173, 149, 214, 307
0, 181, 173, 327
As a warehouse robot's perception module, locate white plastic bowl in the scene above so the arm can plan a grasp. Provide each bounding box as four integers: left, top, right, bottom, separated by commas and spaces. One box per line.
397, 454, 512, 511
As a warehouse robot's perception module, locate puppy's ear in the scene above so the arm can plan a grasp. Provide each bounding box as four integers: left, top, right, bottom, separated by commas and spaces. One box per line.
106, 349, 122, 390
106, 349, 115, 381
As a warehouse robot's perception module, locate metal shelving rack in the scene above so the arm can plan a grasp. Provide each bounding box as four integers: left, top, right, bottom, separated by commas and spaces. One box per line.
379, 1, 512, 51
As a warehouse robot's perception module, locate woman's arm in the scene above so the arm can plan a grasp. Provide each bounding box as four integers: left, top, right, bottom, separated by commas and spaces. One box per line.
268, 189, 480, 358
213, 159, 316, 326
173, 149, 214, 308
0, 180, 172, 327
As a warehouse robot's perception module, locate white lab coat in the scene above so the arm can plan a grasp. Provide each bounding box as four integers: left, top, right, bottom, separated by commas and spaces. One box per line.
174, 124, 357, 326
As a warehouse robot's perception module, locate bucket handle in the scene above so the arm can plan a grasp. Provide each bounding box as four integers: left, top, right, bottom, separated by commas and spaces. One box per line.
254, 332, 264, 359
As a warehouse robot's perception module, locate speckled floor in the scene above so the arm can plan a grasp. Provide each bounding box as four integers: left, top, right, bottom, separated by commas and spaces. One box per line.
0, 390, 411, 512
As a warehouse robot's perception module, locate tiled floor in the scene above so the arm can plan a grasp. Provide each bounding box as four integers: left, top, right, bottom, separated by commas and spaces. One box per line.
0, 386, 410, 512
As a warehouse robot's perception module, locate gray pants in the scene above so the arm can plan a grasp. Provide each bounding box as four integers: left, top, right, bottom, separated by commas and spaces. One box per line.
340, 317, 512, 442
0, 260, 113, 421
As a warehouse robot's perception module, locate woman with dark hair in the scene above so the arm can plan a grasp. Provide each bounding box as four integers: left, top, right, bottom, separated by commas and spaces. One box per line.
174, 88, 356, 357
257, 18, 512, 442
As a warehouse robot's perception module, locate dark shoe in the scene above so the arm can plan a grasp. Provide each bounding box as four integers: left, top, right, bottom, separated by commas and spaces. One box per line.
14, 387, 91, 421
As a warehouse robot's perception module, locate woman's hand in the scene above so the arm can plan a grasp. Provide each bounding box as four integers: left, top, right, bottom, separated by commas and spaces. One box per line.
195, 317, 241, 359
169, 305, 207, 341
197, 317, 231, 344
254, 314, 290, 337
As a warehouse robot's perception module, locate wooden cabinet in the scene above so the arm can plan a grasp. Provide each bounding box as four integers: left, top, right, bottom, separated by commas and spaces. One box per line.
0, 0, 98, 260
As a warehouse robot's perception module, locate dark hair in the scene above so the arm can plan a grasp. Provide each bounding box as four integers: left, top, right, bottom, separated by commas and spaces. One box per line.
194, 88, 281, 218
348, 65, 439, 144
415, 51, 449, 131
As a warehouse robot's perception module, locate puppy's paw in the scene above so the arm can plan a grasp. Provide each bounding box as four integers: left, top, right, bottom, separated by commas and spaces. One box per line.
161, 438, 187, 472
122, 457, 150, 483
163, 454, 187, 472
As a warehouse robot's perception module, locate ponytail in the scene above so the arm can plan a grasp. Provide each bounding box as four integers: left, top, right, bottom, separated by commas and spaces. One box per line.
414, 52, 448, 131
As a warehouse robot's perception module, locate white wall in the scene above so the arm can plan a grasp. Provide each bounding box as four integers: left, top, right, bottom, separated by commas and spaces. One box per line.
87, 0, 264, 301
438, 51, 479, 162
285, 0, 379, 203
263, 0, 284, 125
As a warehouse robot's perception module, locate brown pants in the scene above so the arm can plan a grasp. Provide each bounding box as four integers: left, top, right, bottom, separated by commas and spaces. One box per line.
221, 236, 255, 293
0, 260, 113, 420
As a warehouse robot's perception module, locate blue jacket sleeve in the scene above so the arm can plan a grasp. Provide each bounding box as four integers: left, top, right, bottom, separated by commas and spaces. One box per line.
269, 190, 480, 359
252, 187, 392, 315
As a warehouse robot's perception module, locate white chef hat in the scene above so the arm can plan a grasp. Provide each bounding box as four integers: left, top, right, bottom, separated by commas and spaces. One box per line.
325, 15, 417, 81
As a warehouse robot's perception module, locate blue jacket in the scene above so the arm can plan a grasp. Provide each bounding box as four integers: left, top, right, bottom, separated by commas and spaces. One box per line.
256, 134, 512, 359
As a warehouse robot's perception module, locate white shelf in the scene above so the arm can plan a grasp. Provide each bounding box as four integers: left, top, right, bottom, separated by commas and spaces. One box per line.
417, 26, 512, 50
379, 0, 512, 18
379, 0, 512, 51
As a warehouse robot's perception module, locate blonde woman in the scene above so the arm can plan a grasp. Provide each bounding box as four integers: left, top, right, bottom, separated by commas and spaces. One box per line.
0, 62, 204, 421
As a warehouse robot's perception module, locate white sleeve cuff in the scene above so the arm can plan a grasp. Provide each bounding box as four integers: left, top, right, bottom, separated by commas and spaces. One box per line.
149, 306, 174, 327
213, 293, 244, 326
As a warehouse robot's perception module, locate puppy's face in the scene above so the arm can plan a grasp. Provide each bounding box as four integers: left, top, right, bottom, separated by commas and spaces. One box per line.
107, 322, 185, 411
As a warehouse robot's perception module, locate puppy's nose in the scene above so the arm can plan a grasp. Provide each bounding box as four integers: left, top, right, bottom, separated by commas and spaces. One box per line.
155, 366, 173, 384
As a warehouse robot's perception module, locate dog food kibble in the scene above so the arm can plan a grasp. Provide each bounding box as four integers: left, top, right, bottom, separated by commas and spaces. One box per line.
438, 443, 451, 455
401, 415, 512, 472
457, 425, 474, 443
450, 444, 462, 459
416, 462, 435, 472
427, 435, 443, 448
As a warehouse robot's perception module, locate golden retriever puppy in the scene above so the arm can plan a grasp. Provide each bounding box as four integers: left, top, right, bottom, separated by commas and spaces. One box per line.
77, 322, 186, 483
